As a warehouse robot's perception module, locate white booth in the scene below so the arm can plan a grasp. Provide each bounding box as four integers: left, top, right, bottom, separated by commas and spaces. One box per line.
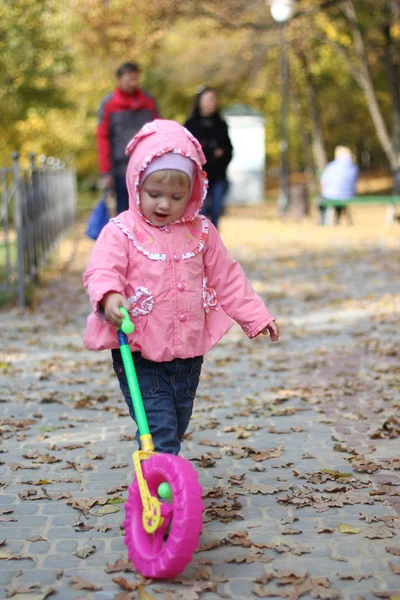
223, 104, 265, 205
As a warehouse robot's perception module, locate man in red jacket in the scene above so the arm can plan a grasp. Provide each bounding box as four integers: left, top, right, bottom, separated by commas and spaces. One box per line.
97, 62, 159, 214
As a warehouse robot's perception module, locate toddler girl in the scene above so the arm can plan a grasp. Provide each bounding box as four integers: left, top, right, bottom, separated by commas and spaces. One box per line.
83, 120, 279, 454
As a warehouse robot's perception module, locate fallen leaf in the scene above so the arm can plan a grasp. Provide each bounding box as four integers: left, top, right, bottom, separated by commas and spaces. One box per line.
6, 581, 39, 597
276, 568, 307, 583
281, 528, 302, 535
315, 527, 335, 534
191, 454, 217, 467
338, 523, 360, 534
33, 454, 61, 464
6, 586, 55, 600
389, 563, 400, 574
386, 547, 400, 556
249, 445, 285, 462
321, 469, 352, 479
253, 584, 278, 597
363, 526, 395, 539
281, 516, 299, 525
75, 545, 96, 558
254, 574, 275, 585
68, 576, 102, 591
86, 449, 105, 460
96, 505, 120, 516
138, 587, 157, 600
112, 577, 141, 592
0, 549, 34, 561
105, 558, 134, 573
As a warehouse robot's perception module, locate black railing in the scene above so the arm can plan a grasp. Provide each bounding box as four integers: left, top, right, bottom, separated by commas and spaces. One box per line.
0, 153, 77, 306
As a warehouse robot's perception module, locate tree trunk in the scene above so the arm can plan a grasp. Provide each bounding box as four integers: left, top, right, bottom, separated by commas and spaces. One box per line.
290, 62, 320, 207
297, 50, 327, 174
383, 1, 400, 153
390, 0, 400, 19
340, 0, 399, 171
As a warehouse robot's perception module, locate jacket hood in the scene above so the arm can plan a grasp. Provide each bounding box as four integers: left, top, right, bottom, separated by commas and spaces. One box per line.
125, 120, 208, 224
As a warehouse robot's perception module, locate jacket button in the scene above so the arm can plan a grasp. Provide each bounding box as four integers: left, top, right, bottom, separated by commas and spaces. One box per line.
173, 254, 180, 262
177, 282, 185, 292
179, 313, 186, 322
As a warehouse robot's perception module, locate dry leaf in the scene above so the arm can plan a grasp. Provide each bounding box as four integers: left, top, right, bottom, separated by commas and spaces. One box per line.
105, 558, 134, 573
68, 576, 102, 591
338, 523, 360, 534
7, 587, 55, 600
249, 445, 285, 462
75, 545, 96, 558
96, 505, 120, 516
281, 516, 299, 525
0, 549, 34, 561
254, 574, 275, 585
315, 527, 335, 534
363, 526, 394, 539
6, 581, 39, 597
191, 454, 217, 467
33, 454, 61, 464
253, 585, 280, 598
389, 563, 400, 574
281, 528, 302, 535
112, 577, 141, 592
138, 587, 157, 600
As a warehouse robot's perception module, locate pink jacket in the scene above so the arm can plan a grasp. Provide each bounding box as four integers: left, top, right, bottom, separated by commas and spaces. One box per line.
83, 120, 275, 362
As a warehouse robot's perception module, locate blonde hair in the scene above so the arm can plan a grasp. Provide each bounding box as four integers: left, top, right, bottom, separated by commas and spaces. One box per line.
145, 169, 190, 188
334, 146, 352, 159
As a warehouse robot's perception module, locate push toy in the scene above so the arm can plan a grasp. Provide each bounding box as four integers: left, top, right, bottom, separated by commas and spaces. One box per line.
117, 308, 204, 578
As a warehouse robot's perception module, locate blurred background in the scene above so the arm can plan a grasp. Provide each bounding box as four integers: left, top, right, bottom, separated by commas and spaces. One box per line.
2, 0, 400, 197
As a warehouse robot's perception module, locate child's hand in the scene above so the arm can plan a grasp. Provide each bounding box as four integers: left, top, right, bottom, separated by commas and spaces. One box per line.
101, 292, 131, 327
262, 321, 279, 342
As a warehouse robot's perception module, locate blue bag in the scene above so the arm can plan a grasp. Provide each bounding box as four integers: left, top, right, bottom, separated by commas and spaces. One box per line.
86, 192, 110, 240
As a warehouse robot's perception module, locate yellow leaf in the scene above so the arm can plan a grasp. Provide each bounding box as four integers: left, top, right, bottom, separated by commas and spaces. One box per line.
321, 469, 352, 479
96, 505, 120, 517
338, 523, 360, 534
246, 397, 257, 406
138, 586, 157, 600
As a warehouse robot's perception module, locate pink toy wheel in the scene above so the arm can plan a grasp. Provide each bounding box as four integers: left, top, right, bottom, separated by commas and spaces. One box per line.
123, 453, 203, 579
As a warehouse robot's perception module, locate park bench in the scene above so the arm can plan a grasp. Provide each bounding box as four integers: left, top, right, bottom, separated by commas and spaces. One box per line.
320, 195, 400, 225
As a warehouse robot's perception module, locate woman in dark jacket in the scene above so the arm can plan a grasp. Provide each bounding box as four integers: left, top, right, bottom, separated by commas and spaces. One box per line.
184, 88, 233, 229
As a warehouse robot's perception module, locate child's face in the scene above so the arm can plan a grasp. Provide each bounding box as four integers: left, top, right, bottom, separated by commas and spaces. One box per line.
140, 176, 191, 226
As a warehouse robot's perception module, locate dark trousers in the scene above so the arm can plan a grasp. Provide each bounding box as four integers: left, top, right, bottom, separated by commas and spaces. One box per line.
112, 350, 203, 455
113, 174, 130, 214
201, 179, 229, 229
319, 204, 350, 226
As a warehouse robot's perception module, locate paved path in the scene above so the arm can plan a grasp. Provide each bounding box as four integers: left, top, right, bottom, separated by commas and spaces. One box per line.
1, 211, 399, 600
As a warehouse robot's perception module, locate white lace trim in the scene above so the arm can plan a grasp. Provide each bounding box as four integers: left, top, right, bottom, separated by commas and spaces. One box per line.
182, 216, 209, 261
128, 287, 154, 316
202, 276, 218, 313
111, 216, 209, 262
111, 217, 167, 261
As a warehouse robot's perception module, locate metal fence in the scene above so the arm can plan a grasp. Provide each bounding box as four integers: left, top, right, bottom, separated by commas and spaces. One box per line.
0, 153, 77, 306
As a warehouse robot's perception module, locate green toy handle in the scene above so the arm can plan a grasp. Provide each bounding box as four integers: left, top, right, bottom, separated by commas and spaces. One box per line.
119, 307, 134, 334
117, 308, 150, 437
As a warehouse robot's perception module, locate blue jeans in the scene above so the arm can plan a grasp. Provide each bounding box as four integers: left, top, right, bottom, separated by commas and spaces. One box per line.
112, 350, 203, 455
201, 179, 228, 229
113, 174, 129, 214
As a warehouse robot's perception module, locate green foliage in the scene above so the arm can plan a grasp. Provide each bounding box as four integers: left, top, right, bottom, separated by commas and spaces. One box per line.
1, 0, 398, 175
0, 0, 72, 164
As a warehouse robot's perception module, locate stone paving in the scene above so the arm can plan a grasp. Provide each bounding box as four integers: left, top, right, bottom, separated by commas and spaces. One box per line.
0, 210, 399, 600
